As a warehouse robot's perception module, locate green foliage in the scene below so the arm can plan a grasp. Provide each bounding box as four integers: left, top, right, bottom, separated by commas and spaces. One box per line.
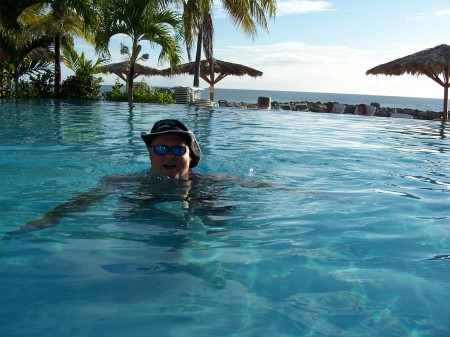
133, 82, 174, 104
14, 80, 36, 98
102, 79, 174, 104
0, 27, 53, 96
62, 44, 107, 76
102, 79, 127, 101
0, 65, 54, 99
29, 72, 54, 98
0, 63, 14, 98
12, 72, 54, 98
61, 73, 102, 100
58, 44, 105, 100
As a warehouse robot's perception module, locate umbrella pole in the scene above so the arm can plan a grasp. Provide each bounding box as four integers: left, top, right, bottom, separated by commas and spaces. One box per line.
444, 85, 449, 121
209, 86, 214, 102
444, 69, 449, 121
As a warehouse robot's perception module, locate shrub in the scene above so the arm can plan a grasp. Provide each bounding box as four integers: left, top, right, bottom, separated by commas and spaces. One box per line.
0, 63, 13, 98
9, 72, 54, 99
61, 73, 102, 100
29, 72, 54, 99
133, 82, 174, 104
102, 79, 127, 101
103, 80, 174, 104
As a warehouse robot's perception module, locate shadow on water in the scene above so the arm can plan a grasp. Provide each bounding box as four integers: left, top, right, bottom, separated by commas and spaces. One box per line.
4, 174, 237, 289
439, 120, 447, 139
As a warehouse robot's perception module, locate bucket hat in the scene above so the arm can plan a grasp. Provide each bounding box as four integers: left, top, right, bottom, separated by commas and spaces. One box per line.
141, 119, 201, 168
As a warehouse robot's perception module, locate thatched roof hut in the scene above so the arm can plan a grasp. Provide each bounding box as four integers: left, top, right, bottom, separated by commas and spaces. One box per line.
366, 44, 450, 120
98, 61, 162, 83
161, 58, 263, 101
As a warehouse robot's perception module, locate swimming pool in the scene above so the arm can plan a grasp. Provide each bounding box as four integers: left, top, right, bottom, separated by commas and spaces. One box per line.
1, 100, 449, 337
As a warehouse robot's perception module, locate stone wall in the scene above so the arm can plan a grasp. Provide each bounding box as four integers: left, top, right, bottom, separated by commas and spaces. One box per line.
307, 102, 442, 120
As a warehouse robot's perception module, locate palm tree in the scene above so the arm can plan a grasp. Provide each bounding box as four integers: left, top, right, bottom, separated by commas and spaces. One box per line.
0, 0, 38, 29
9, 0, 98, 98
95, 0, 183, 103
62, 43, 107, 76
0, 27, 53, 93
180, 0, 277, 88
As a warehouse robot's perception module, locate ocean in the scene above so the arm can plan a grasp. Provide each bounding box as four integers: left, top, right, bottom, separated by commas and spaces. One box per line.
100, 85, 443, 112
209, 88, 443, 112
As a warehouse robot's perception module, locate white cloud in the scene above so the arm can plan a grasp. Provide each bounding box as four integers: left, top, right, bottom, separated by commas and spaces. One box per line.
276, 0, 333, 16
220, 42, 368, 69
211, 42, 441, 98
406, 12, 430, 21
406, 9, 450, 21
213, 0, 332, 19
435, 9, 450, 16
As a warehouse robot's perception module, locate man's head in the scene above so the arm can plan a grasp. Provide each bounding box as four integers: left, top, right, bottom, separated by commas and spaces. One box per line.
141, 119, 201, 178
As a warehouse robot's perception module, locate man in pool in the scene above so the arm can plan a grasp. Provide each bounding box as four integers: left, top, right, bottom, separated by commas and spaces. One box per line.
9, 119, 274, 234
141, 119, 202, 179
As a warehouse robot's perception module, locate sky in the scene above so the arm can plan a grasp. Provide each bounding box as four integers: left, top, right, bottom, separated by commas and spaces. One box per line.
70, 0, 450, 99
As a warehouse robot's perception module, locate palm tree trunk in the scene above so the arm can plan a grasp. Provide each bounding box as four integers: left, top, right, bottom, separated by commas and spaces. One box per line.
128, 42, 140, 104
193, 32, 202, 87
54, 34, 61, 98
128, 66, 134, 103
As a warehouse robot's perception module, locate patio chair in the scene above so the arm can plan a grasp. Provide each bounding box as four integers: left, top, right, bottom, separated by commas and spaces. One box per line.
390, 112, 413, 119
279, 103, 292, 111
366, 105, 377, 116
332, 104, 346, 114
173, 87, 193, 104
353, 104, 377, 116
295, 103, 309, 112
193, 99, 213, 106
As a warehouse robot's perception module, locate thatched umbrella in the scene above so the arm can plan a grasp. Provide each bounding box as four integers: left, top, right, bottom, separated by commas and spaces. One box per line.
161, 58, 263, 102
366, 44, 450, 121
98, 61, 162, 90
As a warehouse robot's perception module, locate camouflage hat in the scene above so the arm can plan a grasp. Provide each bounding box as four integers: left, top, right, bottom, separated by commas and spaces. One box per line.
141, 119, 201, 168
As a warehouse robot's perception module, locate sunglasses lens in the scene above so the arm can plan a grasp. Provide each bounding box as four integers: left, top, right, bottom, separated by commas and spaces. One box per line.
153, 145, 169, 155
172, 146, 187, 156
153, 145, 187, 156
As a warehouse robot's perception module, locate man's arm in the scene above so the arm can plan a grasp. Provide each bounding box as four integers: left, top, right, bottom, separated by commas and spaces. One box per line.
5, 173, 141, 235
7, 186, 110, 234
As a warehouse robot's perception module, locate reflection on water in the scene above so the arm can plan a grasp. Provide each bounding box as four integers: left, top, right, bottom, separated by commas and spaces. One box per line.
0, 100, 449, 337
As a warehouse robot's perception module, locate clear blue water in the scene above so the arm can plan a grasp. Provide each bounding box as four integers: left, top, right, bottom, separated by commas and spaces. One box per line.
1, 100, 450, 337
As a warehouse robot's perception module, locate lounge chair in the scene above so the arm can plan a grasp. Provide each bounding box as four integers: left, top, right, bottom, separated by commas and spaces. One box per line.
295, 103, 309, 112
332, 104, 346, 114
353, 104, 377, 116
366, 105, 377, 116
173, 86, 202, 104
390, 112, 413, 119
193, 99, 213, 106
279, 103, 292, 111
218, 100, 227, 107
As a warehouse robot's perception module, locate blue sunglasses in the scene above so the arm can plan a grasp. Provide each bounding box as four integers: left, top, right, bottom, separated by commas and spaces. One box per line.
153, 145, 187, 156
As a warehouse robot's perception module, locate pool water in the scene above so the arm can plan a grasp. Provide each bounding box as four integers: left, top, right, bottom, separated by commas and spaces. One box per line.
1, 100, 449, 337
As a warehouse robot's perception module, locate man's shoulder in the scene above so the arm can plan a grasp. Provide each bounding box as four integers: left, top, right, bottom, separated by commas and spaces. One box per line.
100, 173, 148, 185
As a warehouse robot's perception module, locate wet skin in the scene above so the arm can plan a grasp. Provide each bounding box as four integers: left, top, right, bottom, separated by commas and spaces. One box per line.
148, 133, 192, 179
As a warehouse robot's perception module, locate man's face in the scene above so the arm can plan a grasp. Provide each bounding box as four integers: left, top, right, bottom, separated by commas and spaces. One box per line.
148, 133, 192, 179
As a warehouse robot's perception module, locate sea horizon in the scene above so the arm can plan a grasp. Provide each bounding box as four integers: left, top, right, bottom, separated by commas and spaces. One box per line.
100, 85, 444, 112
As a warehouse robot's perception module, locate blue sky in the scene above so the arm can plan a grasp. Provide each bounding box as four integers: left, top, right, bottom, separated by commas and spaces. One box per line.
71, 0, 450, 99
